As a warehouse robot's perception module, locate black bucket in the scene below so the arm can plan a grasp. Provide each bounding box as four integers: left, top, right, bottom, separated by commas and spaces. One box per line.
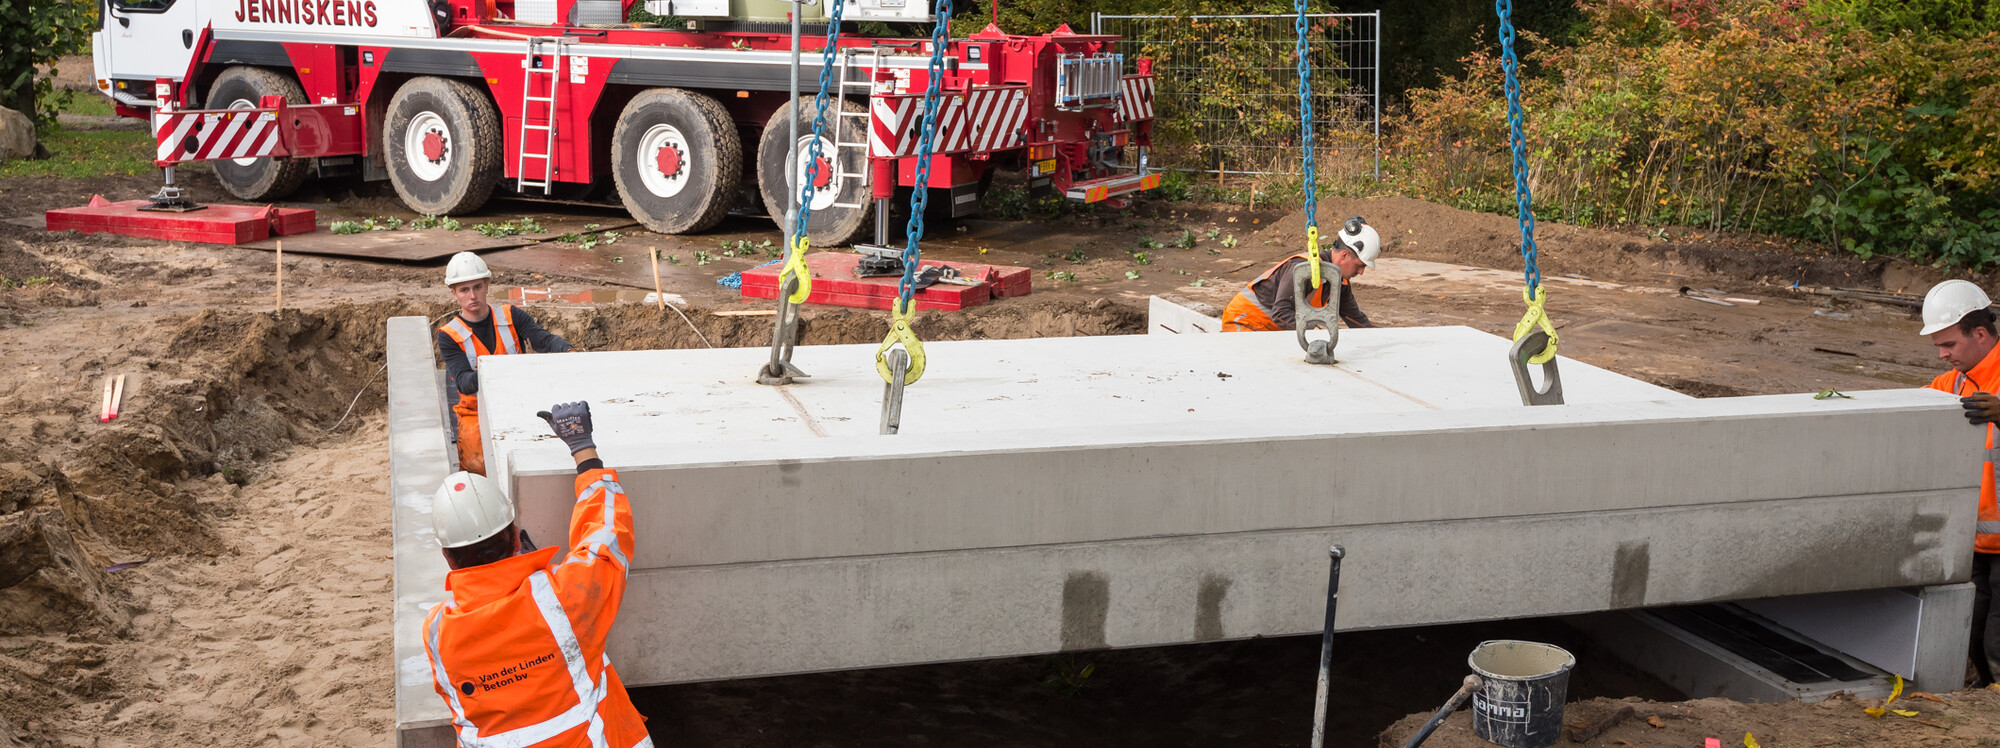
1467, 640, 1575, 748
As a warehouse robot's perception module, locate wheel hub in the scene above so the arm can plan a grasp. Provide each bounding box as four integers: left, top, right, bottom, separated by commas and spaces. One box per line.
422, 129, 448, 163
655, 145, 684, 178
792, 135, 840, 212
810, 156, 832, 189
402, 110, 453, 183
636, 123, 692, 199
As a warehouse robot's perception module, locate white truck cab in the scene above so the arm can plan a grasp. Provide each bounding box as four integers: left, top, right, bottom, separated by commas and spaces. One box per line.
93, 0, 206, 107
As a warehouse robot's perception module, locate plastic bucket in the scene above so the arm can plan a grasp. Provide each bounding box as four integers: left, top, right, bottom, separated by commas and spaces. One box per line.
1467, 640, 1575, 748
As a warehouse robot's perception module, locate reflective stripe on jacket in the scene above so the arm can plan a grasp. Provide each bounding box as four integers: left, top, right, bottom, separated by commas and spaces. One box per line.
1928, 348, 2000, 555
440, 303, 524, 373
423, 469, 650, 748
1221, 253, 1339, 332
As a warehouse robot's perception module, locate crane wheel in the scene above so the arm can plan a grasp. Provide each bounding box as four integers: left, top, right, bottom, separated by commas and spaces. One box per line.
384, 77, 504, 216
205, 67, 311, 202
612, 88, 741, 235
757, 97, 871, 247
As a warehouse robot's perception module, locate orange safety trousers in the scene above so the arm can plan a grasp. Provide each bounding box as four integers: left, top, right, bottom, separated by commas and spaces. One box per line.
440, 305, 522, 476
1928, 345, 2000, 555
1220, 254, 1337, 332
423, 469, 651, 748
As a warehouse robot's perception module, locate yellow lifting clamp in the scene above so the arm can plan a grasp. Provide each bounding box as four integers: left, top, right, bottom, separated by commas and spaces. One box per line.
1305, 225, 1324, 290
779, 236, 814, 304
875, 299, 926, 434
875, 298, 927, 387
1508, 286, 1564, 406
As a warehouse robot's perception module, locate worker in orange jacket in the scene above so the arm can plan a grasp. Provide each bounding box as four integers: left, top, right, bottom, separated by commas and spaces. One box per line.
437, 251, 573, 475
423, 400, 652, 748
1221, 217, 1383, 332
1920, 279, 2000, 689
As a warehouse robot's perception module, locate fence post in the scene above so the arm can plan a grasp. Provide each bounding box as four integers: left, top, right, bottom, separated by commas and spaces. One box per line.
1372, 11, 1382, 183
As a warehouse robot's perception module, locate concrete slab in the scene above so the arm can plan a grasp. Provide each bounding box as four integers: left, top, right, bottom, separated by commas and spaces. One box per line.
478, 326, 1688, 464
455, 326, 1976, 687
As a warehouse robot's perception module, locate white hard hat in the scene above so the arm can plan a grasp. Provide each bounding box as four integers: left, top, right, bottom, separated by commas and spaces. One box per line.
444, 251, 491, 286
1337, 217, 1382, 269
1919, 280, 1993, 336
431, 471, 515, 549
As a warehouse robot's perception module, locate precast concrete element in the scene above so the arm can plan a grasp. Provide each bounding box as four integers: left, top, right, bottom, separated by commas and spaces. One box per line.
1148, 295, 1218, 334
385, 316, 455, 748
1737, 584, 1976, 692
1567, 609, 1897, 703
457, 327, 1977, 688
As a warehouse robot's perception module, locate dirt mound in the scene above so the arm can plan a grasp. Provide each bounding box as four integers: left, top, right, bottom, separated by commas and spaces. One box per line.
0, 300, 437, 642
1378, 691, 2000, 748
1253, 196, 1956, 292
0, 509, 131, 637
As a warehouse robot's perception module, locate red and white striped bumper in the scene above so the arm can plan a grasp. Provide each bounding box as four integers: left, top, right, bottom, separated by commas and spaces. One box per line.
1066, 172, 1163, 203
871, 85, 1031, 158
1117, 75, 1157, 123
154, 108, 285, 165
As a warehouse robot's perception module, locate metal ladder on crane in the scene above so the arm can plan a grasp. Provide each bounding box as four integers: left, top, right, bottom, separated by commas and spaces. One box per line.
826, 46, 885, 210
518, 36, 566, 194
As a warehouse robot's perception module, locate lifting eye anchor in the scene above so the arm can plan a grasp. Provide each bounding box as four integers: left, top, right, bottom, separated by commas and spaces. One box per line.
757, 275, 811, 386
1292, 260, 1342, 365
879, 348, 910, 434
1509, 328, 1564, 406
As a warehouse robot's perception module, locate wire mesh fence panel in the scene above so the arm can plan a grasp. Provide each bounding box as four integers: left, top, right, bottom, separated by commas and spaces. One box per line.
1094, 12, 1380, 185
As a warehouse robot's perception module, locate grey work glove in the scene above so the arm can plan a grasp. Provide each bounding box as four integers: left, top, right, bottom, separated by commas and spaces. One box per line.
1964, 392, 2000, 426
536, 401, 597, 454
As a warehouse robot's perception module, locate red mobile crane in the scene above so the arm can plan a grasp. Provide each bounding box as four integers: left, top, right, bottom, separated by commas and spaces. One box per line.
91, 0, 1160, 246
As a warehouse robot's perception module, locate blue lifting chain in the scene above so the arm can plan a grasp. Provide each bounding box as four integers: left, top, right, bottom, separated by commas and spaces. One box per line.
1497, 0, 1562, 404
874, 0, 951, 432
1294, 0, 1324, 290
759, 0, 849, 386
794, 0, 846, 250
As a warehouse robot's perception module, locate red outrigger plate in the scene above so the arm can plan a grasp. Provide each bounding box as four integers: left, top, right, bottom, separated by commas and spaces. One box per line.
45, 197, 316, 245
739, 253, 1034, 312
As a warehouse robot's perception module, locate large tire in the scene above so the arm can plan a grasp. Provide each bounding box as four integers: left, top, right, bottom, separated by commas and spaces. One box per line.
384, 77, 504, 216
204, 67, 310, 201
757, 97, 871, 247
611, 89, 741, 234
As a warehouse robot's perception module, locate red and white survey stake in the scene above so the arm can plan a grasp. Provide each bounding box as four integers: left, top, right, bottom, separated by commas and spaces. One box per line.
98, 375, 114, 422
101, 374, 127, 422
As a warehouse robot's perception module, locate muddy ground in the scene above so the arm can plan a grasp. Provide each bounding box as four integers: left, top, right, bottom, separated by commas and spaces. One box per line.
1, 164, 1996, 747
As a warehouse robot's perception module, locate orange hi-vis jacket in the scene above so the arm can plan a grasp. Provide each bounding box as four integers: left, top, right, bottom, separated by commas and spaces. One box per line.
1927, 344, 2000, 555
440, 304, 522, 475
423, 469, 651, 748
1221, 253, 1343, 332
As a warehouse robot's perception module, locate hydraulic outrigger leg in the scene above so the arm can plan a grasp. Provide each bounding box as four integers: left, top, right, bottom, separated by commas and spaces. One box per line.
138, 166, 204, 213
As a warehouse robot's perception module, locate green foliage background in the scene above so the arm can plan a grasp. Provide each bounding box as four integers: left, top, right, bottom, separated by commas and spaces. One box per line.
1, 0, 96, 127
1390, 0, 2000, 266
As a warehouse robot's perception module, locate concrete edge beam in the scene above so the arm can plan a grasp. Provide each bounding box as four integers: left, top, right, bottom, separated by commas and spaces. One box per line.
604, 492, 1969, 686
387, 316, 455, 743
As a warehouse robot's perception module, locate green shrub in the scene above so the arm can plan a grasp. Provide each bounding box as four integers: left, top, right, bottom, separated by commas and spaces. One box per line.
1388, 0, 2000, 267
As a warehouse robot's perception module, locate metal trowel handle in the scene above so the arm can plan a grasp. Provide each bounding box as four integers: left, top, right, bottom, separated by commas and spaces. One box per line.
1401, 675, 1484, 748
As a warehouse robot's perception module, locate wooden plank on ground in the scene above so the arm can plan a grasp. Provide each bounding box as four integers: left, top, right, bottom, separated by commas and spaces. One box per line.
239, 230, 534, 260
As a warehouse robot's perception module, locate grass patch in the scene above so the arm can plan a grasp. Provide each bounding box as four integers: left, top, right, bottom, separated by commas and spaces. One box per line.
0, 127, 155, 178
56, 92, 116, 118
